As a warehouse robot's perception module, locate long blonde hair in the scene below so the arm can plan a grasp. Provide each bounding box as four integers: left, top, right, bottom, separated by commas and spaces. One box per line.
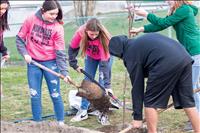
168, 0, 193, 15
80, 18, 111, 57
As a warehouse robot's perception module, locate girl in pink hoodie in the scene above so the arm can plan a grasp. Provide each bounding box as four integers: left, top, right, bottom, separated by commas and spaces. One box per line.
68, 18, 113, 124
16, 0, 70, 125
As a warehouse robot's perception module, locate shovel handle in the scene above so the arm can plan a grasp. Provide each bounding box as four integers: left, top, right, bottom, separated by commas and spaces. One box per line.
80, 69, 105, 91
31, 60, 80, 88
119, 124, 133, 133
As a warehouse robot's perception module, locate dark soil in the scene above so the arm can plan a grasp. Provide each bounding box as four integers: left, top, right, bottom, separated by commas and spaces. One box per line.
1, 121, 103, 133
90, 96, 111, 114
97, 123, 148, 133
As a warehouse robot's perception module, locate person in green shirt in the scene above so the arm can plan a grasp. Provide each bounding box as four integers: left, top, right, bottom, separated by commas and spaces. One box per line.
130, 0, 200, 132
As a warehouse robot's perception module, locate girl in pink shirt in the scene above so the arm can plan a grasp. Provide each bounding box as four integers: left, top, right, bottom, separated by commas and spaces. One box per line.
68, 18, 113, 124
16, 0, 70, 125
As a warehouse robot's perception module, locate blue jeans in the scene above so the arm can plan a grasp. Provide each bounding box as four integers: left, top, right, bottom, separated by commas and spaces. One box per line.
81, 56, 113, 110
99, 55, 114, 87
27, 60, 64, 121
192, 54, 200, 114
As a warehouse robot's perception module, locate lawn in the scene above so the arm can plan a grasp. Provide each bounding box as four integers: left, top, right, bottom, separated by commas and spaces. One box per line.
1, 9, 199, 132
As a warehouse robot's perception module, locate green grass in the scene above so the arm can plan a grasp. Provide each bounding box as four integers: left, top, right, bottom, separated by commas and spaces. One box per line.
1, 9, 200, 132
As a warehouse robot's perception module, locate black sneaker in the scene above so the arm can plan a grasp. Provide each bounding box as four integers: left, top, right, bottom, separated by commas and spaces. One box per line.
65, 108, 78, 116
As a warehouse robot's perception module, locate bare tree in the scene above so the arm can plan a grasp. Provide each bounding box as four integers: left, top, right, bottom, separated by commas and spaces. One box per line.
73, 0, 96, 26
73, 1, 84, 25
85, 1, 96, 16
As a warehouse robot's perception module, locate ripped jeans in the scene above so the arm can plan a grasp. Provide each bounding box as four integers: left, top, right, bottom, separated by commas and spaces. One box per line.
27, 60, 64, 121
81, 56, 112, 110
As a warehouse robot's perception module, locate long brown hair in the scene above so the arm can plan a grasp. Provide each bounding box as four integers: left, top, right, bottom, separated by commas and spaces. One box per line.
0, 0, 10, 31
80, 18, 111, 57
169, 0, 192, 15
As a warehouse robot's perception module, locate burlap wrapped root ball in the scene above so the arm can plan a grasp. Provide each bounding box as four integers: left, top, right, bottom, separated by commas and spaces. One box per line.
76, 80, 111, 113
76, 80, 104, 100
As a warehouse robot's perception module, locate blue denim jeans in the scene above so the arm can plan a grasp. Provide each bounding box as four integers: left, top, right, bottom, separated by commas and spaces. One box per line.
27, 60, 64, 121
99, 55, 114, 87
192, 54, 200, 114
81, 56, 113, 110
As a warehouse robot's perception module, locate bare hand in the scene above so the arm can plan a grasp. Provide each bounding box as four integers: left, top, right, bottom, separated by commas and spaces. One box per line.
63, 76, 71, 84
1, 54, 10, 61
131, 120, 143, 128
130, 27, 144, 36
132, 8, 149, 17
167, 7, 174, 16
24, 54, 32, 64
76, 66, 83, 73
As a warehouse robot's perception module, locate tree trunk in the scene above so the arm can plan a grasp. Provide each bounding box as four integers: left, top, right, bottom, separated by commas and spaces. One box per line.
73, 0, 96, 26
85, 1, 96, 16
73, 1, 84, 26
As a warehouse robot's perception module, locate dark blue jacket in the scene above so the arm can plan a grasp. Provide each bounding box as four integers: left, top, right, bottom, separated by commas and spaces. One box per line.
109, 33, 193, 120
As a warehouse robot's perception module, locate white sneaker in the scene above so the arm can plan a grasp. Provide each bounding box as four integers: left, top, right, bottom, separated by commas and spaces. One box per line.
70, 109, 88, 122
58, 121, 65, 126
98, 113, 110, 125
88, 110, 100, 116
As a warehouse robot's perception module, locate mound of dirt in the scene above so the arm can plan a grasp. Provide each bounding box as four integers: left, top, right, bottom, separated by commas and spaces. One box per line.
97, 123, 147, 133
1, 121, 103, 133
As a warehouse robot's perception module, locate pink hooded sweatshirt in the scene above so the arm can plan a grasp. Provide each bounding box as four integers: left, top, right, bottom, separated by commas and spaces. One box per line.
16, 10, 68, 76
70, 24, 110, 61
16, 11, 65, 61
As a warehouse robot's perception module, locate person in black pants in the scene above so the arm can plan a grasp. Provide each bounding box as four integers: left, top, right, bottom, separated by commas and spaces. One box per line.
109, 33, 200, 133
